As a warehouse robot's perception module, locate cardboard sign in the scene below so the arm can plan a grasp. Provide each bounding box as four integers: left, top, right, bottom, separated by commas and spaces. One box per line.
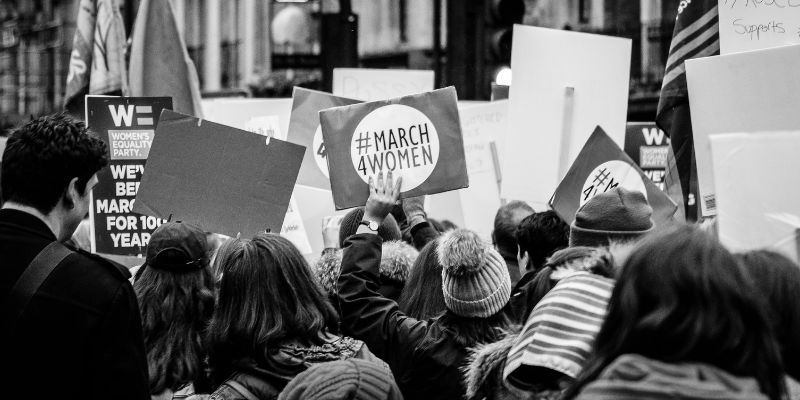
133, 110, 304, 237
280, 195, 312, 255
719, 0, 800, 54
287, 88, 361, 190
686, 44, 800, 216
502, 26, 631, 207
293, 185, 348, 256
201, 98, 293, 140
85, 96, 172, 256
550, 126, 678, 228
710, 131, 800, 263
320, 87, 468, 210
426, 101, 507, 239
333, 68, 435, 101
624, 122, 670, 191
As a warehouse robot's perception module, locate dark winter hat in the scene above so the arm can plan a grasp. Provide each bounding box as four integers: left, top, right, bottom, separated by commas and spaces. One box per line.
145, 222, 208, 272
278, 359, 403, 400
569, 187, 654, 247
439, 229, 511, 318
339, 207, 402, 247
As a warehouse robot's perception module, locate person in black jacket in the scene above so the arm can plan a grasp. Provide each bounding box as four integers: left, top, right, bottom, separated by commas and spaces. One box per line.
337, 171, 515, 400
0, 114, 149, 399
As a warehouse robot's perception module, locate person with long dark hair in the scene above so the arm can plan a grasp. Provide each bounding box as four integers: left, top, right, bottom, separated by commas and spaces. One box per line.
134, 222, 215, 399
736, 250, 800, 383
337, 172, 515, 399
206, 233, 384, 399
396, 240, 446, 320
563, 225, 786, 400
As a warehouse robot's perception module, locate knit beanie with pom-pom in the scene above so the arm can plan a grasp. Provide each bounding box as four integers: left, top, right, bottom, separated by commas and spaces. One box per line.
439, 229, 511, 318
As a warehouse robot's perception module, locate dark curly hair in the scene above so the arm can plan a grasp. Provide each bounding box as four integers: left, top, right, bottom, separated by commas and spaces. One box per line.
1, 113, 108, 213
516, 210, 569, 273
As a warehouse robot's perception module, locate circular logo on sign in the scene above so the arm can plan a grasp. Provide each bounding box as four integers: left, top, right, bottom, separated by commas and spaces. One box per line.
312, 125, 329, 178
580, 160, 647, 207
350, 104, 440, 191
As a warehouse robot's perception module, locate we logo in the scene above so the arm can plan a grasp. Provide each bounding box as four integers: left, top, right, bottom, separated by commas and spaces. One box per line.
108, 105, 155, 127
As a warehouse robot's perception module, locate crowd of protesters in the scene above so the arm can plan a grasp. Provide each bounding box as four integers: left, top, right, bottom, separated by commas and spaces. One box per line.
3, 114, 800, 400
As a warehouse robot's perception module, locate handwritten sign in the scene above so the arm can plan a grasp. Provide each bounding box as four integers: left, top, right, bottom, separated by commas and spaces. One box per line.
280, 196, 312, 255
321, 87, 468, 210
85, 96, 172, 256
550, 126, 678, 227
719, 0, 800, 54
333, 68, 434, 101
686, 44, 800, 216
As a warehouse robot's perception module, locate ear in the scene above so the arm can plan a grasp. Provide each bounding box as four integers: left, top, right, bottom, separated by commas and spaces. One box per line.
63, 177, 81, 209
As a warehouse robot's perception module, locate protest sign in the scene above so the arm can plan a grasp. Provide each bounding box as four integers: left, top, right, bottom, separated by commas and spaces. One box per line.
85, 96, 172, 256
201, 98, 293, 140
710, 131, 800, 263
287, 88, 361, 190
321, 87, 468, 210
280, 196, 313, 255
550, 126, 678, 228
293, 185, 347, 256
718, 0, 800, 54
502, 26, 631, 208
333, 68, 434, 101
624, 122, 670, 190
133, 110, 304, 237
686, 44, 800, 216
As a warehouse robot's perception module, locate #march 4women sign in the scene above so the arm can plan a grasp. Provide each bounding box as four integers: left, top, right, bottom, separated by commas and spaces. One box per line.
320, 87, 469, 210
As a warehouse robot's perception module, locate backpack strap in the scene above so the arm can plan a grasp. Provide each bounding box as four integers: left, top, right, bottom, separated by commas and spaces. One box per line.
3, 241, 72, 335
225, 380, 260, 400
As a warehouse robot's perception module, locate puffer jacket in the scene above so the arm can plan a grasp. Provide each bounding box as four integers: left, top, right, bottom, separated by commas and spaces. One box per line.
209, 333, 384, 400
573, 354, 770, 400
337, 233, 470, 400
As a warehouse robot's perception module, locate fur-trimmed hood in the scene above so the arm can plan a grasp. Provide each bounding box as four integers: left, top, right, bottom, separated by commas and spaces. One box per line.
462, 332, 531, 400
379, 240, 418, 284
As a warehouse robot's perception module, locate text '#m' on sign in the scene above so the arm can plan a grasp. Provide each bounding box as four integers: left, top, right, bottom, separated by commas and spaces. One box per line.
85, 96, 172, 256
320, 87, 468, 210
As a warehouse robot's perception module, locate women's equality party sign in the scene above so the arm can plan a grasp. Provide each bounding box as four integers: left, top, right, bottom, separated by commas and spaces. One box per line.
320, 87, 468, 210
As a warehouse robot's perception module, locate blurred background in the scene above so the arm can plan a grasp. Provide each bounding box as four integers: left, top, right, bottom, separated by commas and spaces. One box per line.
0, 0, 680, 131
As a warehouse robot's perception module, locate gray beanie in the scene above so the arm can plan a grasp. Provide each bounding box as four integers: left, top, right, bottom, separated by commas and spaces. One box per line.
439, 229, 511, 318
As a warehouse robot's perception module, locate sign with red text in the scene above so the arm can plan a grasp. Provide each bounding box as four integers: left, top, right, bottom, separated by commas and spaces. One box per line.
719, 0, 800, 54
287, 87, 361, 190
551, 126, 678, 227
85, 96, 172, 256
332, 68, 434, 101
624, 122, 670, 190
320, 87, 468, 210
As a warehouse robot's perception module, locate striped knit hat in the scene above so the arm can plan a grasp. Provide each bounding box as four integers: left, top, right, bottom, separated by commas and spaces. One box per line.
503, 273, 614, 389
439, 229, 511, 318
278, 359, 402, 400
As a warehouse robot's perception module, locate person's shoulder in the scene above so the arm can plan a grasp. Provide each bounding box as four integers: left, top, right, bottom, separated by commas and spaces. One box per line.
64, 246, 132, 282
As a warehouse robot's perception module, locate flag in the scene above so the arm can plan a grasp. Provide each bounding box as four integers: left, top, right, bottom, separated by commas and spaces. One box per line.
655, 1, 719, 221
128, 0, 204, 117
64, 0, 129, 116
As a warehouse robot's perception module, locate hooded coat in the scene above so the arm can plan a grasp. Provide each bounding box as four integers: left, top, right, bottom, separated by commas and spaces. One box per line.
208, 333, 384, 400
573, 354, 771, 400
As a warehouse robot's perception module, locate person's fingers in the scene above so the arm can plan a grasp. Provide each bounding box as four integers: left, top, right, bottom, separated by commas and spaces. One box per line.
368, 175, 375, 194
393, 176, 403, 198
376, 171, 385, 194
322, 216, 331, 229
386, 169, 394, 192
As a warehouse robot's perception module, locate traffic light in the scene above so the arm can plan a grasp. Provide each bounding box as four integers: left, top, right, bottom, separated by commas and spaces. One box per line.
485, 0, 524, 90
445, 0, 524, 100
